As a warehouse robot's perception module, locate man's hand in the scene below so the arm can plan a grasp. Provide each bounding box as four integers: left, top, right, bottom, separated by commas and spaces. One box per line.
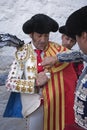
35, 70, 50, 87
41, 56, 58, 68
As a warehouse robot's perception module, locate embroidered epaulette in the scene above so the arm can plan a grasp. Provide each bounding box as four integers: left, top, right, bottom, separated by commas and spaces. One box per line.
15, 44, 29, 62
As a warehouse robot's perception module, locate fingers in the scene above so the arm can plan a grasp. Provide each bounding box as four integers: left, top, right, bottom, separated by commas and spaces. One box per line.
35, 71, 50, 87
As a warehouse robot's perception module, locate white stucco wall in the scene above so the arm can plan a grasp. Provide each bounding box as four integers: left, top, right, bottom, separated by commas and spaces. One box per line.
0, 0, 87, 43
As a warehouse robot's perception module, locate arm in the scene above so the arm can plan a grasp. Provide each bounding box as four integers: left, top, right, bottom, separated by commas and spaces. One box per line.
6, 60, 35, 94
41, 50, 84, 68
57, 50, 84, 62
6, 59, 50, 93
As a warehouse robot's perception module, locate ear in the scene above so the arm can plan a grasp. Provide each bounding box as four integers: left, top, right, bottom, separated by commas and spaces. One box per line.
29, 33, 33, 38
82, 32, 87, 40
61, 34, 65, 39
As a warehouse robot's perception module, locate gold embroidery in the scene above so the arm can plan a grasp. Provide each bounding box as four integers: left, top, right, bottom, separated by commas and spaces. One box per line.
31, 56, 36, 62
21, 81, 26, 86
14, 44, 38, 93
28, 81, 34, 87
21, 86, 26, 92
16, 80, 21, 85
27, 87, 33, 92
27, 66, 31, 71
28, 76, 36, 79
15, 44, 30, 62
27, 66, 36, 72
16, 85, 20, 91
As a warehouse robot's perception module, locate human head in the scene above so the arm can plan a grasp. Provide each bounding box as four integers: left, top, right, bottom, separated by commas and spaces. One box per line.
22, 14, 59, 50
59, 25, 76, 49
65, 6, 87, 54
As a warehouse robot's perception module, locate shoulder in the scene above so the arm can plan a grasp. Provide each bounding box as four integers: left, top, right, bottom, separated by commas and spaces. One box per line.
15, 43, 29, 62
48, 41, 68, 52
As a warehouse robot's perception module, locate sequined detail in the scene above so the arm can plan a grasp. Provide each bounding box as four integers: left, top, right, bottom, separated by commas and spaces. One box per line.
74, 67, 87, 129
6, 43, 37, 94
6, 79, 35, 93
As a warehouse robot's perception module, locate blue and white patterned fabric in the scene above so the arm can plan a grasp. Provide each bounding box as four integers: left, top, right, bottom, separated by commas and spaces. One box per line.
74, 67, 87, 129
57, 50, 87, 129
57, 50, 87, 63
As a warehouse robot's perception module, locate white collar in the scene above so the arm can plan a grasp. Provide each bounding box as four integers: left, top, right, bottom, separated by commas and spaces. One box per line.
31, 41, 36, 50
30, 41, 44, 55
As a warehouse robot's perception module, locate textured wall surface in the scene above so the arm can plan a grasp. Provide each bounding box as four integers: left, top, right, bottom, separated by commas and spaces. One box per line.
0, 0, 87, 129
0, 0, 87, 42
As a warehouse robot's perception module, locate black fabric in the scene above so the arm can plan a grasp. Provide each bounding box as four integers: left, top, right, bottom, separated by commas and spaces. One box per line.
22, 14, 59, 34
59, 25, 76, 40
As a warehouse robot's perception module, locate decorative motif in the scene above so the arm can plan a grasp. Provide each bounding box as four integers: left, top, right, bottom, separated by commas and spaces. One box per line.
15, 44, 29, 62
74, 100, 84, 114
6, 43, 37, 94
75, 113, 87, 129
27, 66, 36, 72
6, 79, 35, 93
74, 67, 87, 129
